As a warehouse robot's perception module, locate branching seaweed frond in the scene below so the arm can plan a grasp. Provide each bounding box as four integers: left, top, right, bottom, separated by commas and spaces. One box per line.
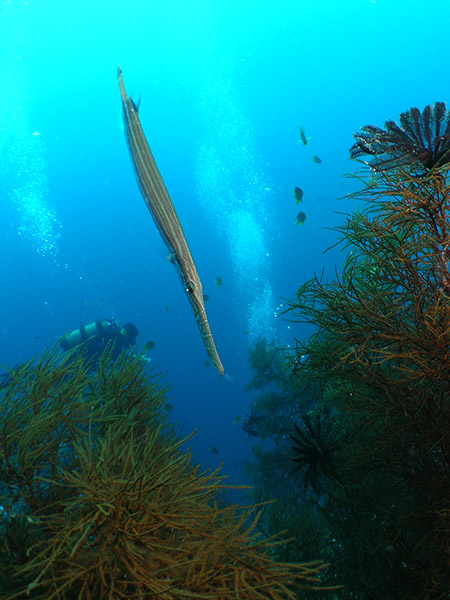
0, 347, 331, 599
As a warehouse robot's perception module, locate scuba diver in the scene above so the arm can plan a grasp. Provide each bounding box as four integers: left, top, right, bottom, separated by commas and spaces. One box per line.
0, 320, 139, 389
60, 319, 139, 368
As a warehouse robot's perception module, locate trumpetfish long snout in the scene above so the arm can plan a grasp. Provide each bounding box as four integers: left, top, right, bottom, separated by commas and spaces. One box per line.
117, 67, 224, 376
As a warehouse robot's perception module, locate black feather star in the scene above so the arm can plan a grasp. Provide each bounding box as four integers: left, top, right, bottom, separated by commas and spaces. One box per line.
350, 102, 450, 172
290, 410, 349, 494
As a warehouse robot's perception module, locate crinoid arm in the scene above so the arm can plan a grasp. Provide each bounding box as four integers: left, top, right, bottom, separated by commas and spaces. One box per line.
350, 101, 450, 172
290, 410, 349, 494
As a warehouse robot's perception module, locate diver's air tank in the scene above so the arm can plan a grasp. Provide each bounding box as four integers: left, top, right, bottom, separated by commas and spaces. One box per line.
60, 320, 113, 351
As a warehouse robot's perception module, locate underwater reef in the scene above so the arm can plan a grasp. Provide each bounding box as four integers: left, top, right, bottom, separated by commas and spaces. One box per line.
0, 348, 330, 599
245, 103, 450, 599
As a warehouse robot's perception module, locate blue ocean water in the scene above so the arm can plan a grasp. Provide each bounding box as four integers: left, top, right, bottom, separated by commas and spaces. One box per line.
0, 0, 448, 485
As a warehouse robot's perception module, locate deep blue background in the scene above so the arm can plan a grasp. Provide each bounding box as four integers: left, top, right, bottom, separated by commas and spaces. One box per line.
0, 0, 449, 486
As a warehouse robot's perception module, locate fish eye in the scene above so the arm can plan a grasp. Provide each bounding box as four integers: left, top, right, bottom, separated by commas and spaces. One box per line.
186, 281, 195, 294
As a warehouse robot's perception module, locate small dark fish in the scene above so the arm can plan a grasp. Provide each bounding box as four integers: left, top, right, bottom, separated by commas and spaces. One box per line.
293, 186, 303, 204
208, 446, 219, 455
298, 125, 308, 145
311, 154, 322, 164
144, 340, 155, 351
204, 360, 211, 367
233, 415, 242, 426
203, 294, 210, 302
165, 304, 169, 312
294, 211, 306, 226
34, 336, 41, 340
215, 277, 223, 288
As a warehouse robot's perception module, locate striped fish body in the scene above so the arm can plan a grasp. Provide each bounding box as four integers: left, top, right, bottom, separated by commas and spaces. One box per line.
118, 67, 224, 375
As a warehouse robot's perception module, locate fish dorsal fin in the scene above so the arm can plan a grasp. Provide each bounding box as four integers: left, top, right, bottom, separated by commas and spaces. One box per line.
131, 95, 141, 112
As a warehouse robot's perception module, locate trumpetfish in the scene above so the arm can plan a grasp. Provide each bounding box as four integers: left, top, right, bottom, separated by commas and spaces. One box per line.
117, 67, 224, 376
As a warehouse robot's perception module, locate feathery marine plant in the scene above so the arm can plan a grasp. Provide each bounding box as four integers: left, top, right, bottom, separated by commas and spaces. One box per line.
282, 103, 450, 598
291, 165, 450, 398
0, 347, 332, 599
239, 103, 450, 599
242, 341, 346, 596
